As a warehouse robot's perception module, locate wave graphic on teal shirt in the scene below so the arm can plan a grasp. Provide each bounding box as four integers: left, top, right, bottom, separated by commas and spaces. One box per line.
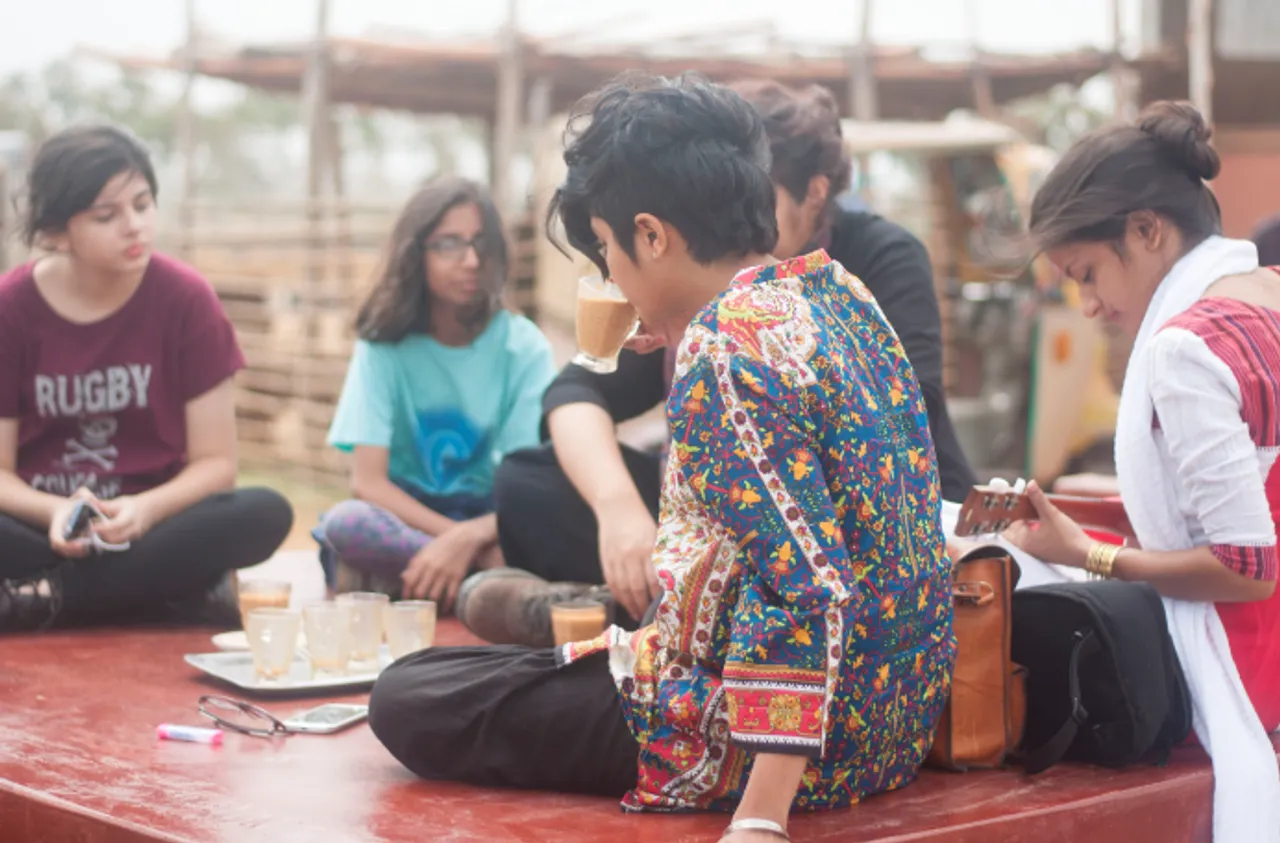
414, 410, 488, 492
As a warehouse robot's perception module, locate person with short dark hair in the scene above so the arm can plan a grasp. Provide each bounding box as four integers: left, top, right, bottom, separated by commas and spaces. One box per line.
1006, 101, 1280, 838
367, 74, 955, 841
0, 125, 293, 632
312, 177, 556, 609
490, 78, 974, 632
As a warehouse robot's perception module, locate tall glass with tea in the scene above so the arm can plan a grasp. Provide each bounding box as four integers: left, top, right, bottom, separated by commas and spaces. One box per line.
572, 276, 639, 374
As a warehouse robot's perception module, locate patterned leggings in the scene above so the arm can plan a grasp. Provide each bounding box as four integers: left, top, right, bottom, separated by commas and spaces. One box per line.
315, 494, 494, 584
317, 500, 431, 580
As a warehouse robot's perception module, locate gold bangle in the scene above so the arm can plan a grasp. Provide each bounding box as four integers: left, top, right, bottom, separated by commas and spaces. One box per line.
1085, 542, 1122, 579
1100, 543, 1122, 579
1084, 543, 1102, 577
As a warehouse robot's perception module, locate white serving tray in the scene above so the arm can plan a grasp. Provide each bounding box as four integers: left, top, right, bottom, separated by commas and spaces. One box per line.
184, 647, 392, 696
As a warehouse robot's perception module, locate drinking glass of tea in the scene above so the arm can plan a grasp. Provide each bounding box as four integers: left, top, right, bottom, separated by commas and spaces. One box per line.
550, 599, 609, 646
245, 608, 302, 682
236, 579, 292, 630
384, 600, 437, 660
302, 601, 353, 678
573, 276, 639, 374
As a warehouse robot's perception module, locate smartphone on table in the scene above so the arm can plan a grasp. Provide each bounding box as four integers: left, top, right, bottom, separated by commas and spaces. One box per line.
282, 703, 369, 734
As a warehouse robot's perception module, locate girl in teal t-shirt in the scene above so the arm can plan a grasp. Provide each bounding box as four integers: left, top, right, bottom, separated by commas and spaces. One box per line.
316, 177, 555, 610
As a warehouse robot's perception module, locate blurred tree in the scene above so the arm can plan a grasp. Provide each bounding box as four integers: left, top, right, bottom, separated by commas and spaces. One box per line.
1005, 82, 1111, 151
0, 73, 48, 141
0, 57, 488, 202
0, 59, 303, 196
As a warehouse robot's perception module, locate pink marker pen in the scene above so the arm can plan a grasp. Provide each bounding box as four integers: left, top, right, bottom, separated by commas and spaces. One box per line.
157, 724, 224, 746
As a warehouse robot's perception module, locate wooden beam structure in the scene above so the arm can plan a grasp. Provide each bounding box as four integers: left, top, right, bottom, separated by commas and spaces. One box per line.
85, 38, 1119, 125
846, 0, 877, 197
326, 112, 352, 285
1111, 0, 1139, 120
966, 0, 996, 117
847, 0, 878, 121
492, 0, 523, 216
298, 0, 332, 488
175, 0, 199, 260
1187, 0, 1215, 124
302, 0, 332, 229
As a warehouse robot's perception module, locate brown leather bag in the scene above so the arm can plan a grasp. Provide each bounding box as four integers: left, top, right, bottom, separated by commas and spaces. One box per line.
926, 542, 1027, 770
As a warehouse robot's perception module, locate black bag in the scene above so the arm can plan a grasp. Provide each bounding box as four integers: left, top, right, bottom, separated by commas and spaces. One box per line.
1011, 580, 1192, 774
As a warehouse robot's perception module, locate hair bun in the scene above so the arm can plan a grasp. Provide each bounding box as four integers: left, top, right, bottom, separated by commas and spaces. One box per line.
802, 84, 839, 116
1137, 100, 1221, 181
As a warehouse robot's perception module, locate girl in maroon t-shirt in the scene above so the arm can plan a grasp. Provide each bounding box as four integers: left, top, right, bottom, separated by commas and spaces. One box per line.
0, 125, 293, 632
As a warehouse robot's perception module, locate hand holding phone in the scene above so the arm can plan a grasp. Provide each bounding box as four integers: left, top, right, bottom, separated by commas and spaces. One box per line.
48, 494, 96, 558
57, 497, 131, 554
62, 499, 100, 542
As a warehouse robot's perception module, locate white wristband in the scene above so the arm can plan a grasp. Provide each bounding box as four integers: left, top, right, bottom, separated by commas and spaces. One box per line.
725, 818, 790, 840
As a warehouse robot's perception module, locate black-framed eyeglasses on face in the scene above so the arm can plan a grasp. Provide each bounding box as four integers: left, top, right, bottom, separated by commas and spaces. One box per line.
198, 694, 290, 738
424, 233, 485, 261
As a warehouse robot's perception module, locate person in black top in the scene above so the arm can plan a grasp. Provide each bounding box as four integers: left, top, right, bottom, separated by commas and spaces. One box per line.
735, 79, 976, 502
489, 79, 976, 627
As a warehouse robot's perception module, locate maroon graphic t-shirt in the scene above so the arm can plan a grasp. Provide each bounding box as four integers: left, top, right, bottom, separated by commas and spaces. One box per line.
0, 252, 245, 499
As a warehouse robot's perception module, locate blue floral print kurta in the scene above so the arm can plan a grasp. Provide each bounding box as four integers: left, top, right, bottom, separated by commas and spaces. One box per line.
561, 251, 956, 813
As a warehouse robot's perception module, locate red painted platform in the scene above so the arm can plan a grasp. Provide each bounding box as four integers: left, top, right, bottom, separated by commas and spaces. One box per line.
0, 622, 1268, 843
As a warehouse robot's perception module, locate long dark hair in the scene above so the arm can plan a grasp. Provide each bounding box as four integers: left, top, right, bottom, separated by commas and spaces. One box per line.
22, 124, 158, 246
356, 176, 509, 343
1029, 101, 1222, 254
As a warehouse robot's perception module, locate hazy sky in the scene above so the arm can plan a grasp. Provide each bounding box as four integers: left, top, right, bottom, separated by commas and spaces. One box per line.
7, 0, 1142, 76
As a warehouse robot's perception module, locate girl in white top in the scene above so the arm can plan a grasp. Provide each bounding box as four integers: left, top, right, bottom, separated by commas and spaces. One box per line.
1009, 101, 1280, 843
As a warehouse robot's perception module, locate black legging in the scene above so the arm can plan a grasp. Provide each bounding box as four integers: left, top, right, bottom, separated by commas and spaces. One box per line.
0, 487, 293, 626
493, 444, 662, 628
493, 443, 662, 585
